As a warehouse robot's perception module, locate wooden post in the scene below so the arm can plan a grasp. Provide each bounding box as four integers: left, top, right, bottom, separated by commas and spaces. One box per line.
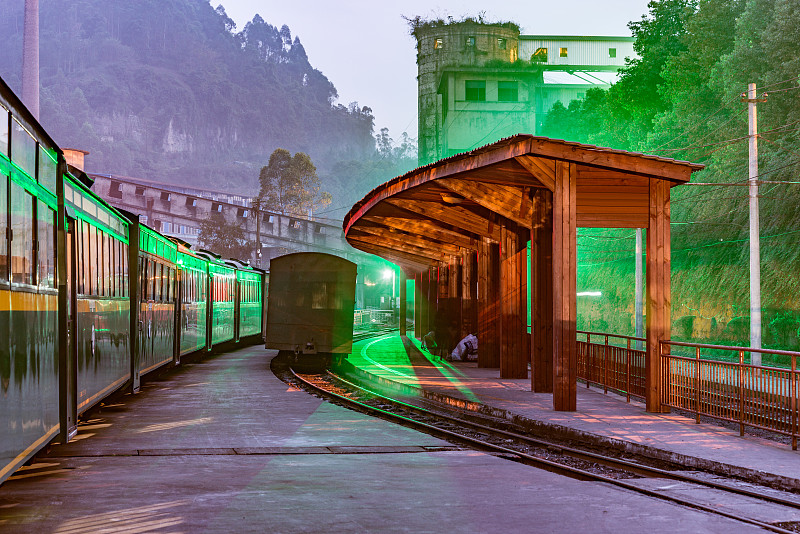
414, 273, 422, 339
646, 178, 671, 413
531, 189, 553, 393
477, 238, 500, 368
461, 251, 477, 339
553, 161, 577, 411
500, 222, 528, 379
399, 271, 407, 335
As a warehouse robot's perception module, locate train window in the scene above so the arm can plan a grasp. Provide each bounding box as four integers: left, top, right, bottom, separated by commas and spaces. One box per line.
10, 182, 35, 285
0, 174, 7, 282
122, 243, 128, 297
139, 258, 147, 302
0, 105, 8, 157
79, 220, 87, 294
37, 201, 56, 289
109, 234, 116, 297
11, 119, 36, 179
98, 230, 106, 296
88, 225, 98, 295
153, 262, 161, 301
119, 240, 125, 297
38, 146, 57, 193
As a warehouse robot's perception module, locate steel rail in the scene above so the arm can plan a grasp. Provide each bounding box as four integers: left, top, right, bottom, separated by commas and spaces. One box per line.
285, 362, 797, 534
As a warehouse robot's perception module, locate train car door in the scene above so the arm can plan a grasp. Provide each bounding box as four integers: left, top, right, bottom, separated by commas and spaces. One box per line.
60, 217, 78, 442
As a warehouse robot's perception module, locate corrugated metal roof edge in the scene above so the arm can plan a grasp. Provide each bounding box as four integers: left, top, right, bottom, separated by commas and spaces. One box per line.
343, 134, 705, 233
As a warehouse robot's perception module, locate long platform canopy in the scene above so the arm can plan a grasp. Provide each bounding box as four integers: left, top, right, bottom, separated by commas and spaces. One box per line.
343, 134, 704, 274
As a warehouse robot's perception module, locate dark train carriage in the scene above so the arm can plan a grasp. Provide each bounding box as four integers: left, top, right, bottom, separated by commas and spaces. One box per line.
265, 253, 356, 361
64, 173, 131, 415
128, 222, 177, 390
0, 78, 62, 484
176, 244, 209, 357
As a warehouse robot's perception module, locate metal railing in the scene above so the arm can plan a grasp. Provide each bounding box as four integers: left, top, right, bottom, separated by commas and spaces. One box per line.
354, 309, 395, 330
577, 331, 646, 402
661, 341, 799, 450
576, 331, 799, 450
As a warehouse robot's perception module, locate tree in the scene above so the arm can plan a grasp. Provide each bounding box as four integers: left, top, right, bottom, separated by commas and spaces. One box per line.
258, 148, 331, 216
198, 212, 254, 260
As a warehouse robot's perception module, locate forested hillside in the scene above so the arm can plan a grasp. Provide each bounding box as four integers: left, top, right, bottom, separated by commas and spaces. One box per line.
0, 1, 413, 218
541, 0, 800, 349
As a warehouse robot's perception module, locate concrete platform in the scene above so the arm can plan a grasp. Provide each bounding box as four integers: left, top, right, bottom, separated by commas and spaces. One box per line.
0, 344, 775, 533
348, 334, 800, 490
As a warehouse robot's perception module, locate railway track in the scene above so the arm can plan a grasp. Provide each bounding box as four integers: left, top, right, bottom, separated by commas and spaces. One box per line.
271, 351, 800, 533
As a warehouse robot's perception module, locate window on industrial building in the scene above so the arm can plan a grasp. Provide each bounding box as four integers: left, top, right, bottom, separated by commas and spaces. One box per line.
465, 80, 486, 102
434, 38, 443, 49
609, 48, 617, 58
160, 191, 171, 202
559, 47, 568, 58
212, 202, 222, 212
498, 81, 518, 102
135, 186, 145, 196
163, 221, 172, 233
465, 36, 476, 48
109, 180, 123, 199
185, 197, 197, 208
497, 38, 507, 50
237, 208, 248, 218
531, 47, 548, 63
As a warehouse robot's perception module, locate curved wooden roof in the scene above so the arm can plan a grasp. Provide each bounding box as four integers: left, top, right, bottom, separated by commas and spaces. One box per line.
344, 134, 704, 274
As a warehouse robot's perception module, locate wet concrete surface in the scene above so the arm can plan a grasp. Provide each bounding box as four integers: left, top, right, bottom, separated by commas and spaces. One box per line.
0, 345, 775, 533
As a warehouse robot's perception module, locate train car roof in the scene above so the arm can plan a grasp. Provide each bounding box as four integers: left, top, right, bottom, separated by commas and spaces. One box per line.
0, 74, 61, 155
64, 169, 130, 242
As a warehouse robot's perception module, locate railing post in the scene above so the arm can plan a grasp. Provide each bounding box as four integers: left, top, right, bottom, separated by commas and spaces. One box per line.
695, 346, 701, 424
792, 354, 797, 451
604, 334, 609, 394
739, 349, 745, 437
586, 333, 591, 389
626, 338, 631, 403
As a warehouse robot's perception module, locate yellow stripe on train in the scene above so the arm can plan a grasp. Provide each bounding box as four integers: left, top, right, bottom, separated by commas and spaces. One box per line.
0, 288, 57, 312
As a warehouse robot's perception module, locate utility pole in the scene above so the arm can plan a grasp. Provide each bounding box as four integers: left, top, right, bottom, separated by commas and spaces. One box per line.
742, 83, 766, 365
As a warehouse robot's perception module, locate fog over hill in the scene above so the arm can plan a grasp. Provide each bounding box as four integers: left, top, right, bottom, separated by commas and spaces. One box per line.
0, 0, 414, 219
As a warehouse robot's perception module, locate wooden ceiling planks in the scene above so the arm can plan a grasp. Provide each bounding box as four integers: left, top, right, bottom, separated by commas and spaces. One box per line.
343, 135, 704, 272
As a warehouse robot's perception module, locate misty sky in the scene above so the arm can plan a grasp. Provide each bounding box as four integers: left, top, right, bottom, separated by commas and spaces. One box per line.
215, 0, 652, 143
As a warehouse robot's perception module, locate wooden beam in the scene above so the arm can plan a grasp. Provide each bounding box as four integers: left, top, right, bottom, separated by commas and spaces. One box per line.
439, 178, 533, 228
531, 189, 553, 393
353, 225, 463, 257
349, 232, 450, 262
553, 161, 577, 411
477, 238, 500, 368
515, 155, 556, 191
500, 222, 529, 379
461, 251, 478, 340
362, 216, 480, 250
646, 178, 671, 413
386, 198, 502, 241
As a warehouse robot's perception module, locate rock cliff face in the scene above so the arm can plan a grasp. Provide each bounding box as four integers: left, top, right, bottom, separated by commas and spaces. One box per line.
0, 0, 376, 194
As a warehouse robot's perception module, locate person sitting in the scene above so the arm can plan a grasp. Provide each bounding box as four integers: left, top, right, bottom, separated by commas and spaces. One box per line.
422, 331, 438, 355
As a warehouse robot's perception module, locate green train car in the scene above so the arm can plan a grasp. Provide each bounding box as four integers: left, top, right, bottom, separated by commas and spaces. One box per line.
0, 73, 268, 486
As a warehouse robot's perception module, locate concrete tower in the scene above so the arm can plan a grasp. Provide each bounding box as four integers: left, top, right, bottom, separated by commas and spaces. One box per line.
21, 0, 40, 119
412, 20, 520, 165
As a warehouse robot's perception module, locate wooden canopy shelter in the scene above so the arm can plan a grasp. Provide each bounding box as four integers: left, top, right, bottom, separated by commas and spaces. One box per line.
344, 135, 704, 412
